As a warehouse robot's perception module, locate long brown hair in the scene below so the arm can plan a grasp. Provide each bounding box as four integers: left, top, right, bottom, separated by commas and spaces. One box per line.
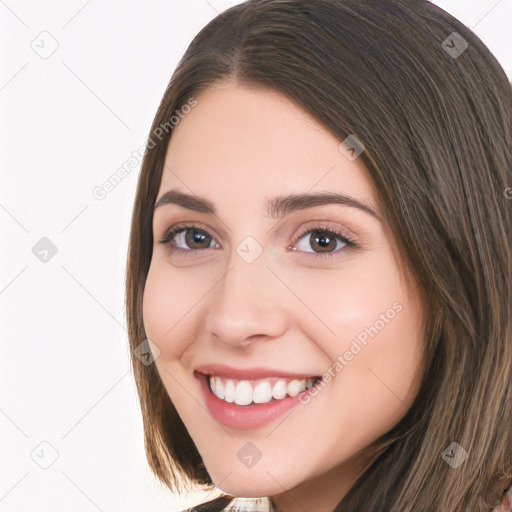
125, 1, 512, 510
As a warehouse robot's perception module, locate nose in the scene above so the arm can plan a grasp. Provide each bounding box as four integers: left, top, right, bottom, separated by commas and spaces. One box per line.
205, 257, 289, 349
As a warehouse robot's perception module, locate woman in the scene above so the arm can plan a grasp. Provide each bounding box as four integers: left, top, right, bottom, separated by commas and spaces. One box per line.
125, 0, 512, 510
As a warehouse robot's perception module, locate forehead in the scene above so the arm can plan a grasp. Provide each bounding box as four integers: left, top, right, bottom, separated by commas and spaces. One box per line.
160, 84, 377, 206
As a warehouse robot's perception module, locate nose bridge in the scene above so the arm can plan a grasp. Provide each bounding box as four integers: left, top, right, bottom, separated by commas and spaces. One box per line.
205, 245, 287, 346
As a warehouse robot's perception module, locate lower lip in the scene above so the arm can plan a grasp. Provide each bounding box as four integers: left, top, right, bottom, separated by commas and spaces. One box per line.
195, 372, 318, 431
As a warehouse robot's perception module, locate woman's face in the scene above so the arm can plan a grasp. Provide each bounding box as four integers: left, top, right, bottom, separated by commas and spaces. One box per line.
143, 83, 427, 507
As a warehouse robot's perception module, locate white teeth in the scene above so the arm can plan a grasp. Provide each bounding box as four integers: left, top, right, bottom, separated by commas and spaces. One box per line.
287, 379, 306, 397
234, 381, 253, 406
224, 380, 235, 402
214, 377, 224, 399
253, 381, 273, 403
272, 379, 287, 400
208, 376, 319, 405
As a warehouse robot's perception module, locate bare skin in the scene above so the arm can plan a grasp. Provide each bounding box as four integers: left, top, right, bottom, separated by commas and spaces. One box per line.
143, 82, 427, 512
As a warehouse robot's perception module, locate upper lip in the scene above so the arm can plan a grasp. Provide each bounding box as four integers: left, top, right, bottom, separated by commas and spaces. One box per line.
194, 363, 321, 381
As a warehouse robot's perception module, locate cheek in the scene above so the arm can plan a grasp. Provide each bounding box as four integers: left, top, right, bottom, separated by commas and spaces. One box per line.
289, 249, 412, 348
298, 249, 425, 413
142, 262, 194, 358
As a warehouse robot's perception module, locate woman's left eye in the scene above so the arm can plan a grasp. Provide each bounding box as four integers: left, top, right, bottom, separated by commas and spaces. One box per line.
293, 228, 355, 257
159, 224, 357, 259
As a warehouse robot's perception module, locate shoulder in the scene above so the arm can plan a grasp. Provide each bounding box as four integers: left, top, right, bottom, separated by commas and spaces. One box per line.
178, 496, 272, 512
175, 494, 233, 512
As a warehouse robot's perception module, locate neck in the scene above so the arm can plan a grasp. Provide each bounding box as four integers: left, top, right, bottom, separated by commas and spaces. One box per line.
269, 451, 371, 512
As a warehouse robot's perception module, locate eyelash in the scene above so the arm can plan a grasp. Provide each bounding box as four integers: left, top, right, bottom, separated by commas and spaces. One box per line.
158, 223, 358, 260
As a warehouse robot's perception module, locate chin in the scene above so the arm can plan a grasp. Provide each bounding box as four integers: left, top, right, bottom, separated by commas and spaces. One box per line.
208, 466, 295, 498
216, 482, 277, 499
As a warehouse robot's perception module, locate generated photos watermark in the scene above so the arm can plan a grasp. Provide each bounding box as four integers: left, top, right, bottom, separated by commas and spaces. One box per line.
298, 300, 403, 404
92, 97, 198, 201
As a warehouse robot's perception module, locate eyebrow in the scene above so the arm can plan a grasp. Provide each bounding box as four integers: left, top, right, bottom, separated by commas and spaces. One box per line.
154, 189, 381, 221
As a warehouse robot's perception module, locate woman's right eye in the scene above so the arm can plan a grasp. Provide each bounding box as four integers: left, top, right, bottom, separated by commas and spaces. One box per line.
159, 225, 221, 253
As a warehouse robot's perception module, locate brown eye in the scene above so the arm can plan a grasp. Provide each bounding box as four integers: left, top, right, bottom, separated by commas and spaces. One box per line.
160, 226, 221, 251
182, 228, 213, 249
159, 223, 357, 260
295, 228, 349, 254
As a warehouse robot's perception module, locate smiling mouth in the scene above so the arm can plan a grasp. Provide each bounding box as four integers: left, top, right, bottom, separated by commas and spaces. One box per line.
203, 374, 323, 406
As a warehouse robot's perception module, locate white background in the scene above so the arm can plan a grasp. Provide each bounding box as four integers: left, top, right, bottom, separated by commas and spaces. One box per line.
1, 1, 510, 511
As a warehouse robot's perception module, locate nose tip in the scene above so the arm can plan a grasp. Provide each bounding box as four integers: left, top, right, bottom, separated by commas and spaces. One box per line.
212, 332, 270, 349
204, 264, 288, 349
207, 307, 284, 349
